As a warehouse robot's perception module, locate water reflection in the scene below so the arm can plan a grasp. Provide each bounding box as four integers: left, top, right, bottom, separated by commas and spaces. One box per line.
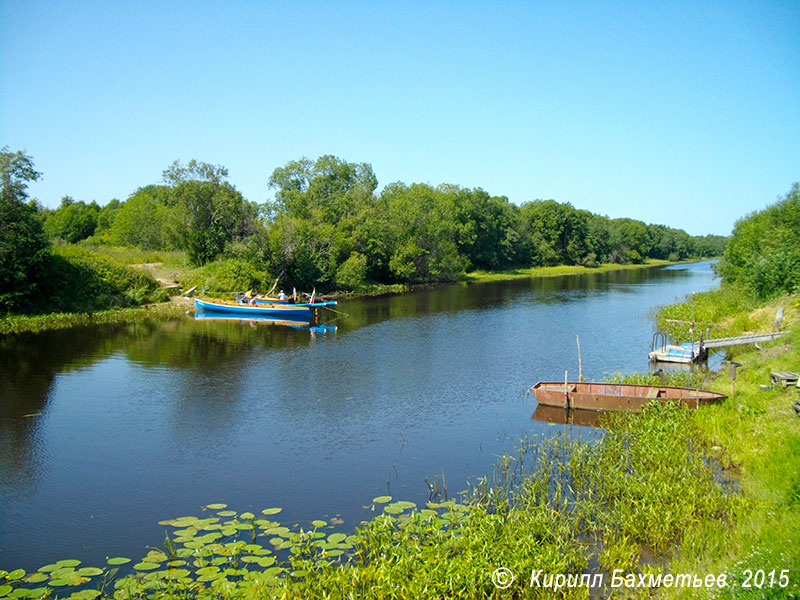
0, 261, 718, 570
531, 404, 607, 428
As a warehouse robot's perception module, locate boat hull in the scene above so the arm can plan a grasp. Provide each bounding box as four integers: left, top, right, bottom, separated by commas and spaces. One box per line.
195, 298, 314, 319
531, 381, 727, 412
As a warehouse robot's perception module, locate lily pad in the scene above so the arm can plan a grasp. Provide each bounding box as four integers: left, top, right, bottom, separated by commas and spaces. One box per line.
173, 528, 197, 537
261, 508, 282, 515
206, 503, 227, 510
240, 512, 255, 520
63, 574, 90, 586
24, 573, 48, 584
372, 495, 392, 504
67, 591, 101, 600
217, 510, 237, 517
166, 560, 187, 567
76, 567, 104, 576
37, 564, 58, 573
143, 551, 167, 563
106, 557, 131, 565
164, 569, 190, 579
132, 562, 159, 571
5, 570, 25, 581
0, 586, 11, 598
50, 568, 76, 578
311, 520, 327, 528
327, 533, 347, 544
55, 560, 81, 568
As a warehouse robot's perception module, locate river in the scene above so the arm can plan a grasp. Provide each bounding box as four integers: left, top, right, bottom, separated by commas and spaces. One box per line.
0, 261, 717, 570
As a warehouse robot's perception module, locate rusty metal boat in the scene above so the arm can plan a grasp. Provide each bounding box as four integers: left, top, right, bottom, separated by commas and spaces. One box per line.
530, 381, 727, 412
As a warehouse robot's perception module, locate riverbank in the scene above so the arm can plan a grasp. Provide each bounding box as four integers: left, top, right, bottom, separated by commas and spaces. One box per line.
659, 290, 800, 598
462, 258, 686, 283
0, 302, 188, 335
0, 258, 698, 335
315, 258, 710, 300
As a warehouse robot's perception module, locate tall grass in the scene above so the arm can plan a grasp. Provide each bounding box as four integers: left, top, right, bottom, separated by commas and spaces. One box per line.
75, 243, 188, 266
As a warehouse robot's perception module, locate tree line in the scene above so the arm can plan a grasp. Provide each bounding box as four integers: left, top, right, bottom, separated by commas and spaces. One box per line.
2, 148, 729, 312
715, 182, 800, 299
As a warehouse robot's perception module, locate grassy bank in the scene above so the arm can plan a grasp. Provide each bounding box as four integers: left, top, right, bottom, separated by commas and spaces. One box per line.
0, 303, 188, 335
660, 294, 800, 598
2, 251, 695, 334
463, 258, 687, 283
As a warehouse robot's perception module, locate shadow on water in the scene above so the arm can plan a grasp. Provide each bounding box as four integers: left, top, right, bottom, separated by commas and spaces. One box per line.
0, 261, 718, 570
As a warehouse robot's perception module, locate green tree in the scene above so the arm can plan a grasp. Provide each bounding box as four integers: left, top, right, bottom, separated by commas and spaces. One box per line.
519, 200, 575, 266
106, 186, 173, 249
717, 183, 800, 298
451, 186, 519, 270
266, 156, 380, 288
164, 160, 257, 265
268, 155, 377, 225
43, 196, 99, 243
608, 218, 649, 263
382, 183, 466, 282
94, 199, 121, 237
0, 147, 50, 311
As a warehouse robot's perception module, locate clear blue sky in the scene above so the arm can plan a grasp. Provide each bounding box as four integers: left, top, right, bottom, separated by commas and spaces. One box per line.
2, 1, 798, 235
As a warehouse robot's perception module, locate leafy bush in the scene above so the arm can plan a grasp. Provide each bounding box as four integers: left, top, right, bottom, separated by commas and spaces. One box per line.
39, 246, 164, 312
336, 251, 368, 290
43, 198, 98, 243
187, 258, 269, 294
717, 182, 800, 298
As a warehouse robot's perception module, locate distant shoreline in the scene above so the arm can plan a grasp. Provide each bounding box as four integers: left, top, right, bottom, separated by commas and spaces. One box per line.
1, 258, 714, 335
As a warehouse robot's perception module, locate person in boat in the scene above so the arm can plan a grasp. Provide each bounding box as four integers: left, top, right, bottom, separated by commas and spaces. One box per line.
277, 290, 287, 300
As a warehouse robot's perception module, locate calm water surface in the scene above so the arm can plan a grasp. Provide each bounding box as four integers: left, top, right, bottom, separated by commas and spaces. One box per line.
0, 262, 717, 569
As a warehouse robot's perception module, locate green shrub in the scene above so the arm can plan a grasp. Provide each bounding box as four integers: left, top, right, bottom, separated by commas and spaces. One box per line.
187, 258, 269, 294
335, 252, 368, 290
717, 182, 800, 298
39, 246, 163, 312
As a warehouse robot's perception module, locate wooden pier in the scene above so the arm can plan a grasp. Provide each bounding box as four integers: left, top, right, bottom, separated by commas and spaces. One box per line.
694, 331, 788, 352
651, 330, 789, 364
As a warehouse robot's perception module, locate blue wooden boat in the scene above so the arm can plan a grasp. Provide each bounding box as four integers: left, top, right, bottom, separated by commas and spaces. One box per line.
194, 297, 335, 320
